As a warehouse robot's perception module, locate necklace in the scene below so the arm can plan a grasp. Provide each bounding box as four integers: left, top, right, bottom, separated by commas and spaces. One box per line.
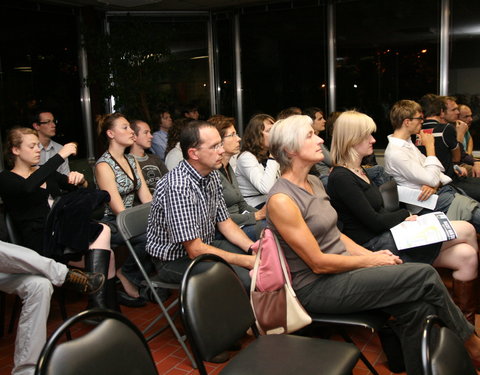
350, 167, 366, 176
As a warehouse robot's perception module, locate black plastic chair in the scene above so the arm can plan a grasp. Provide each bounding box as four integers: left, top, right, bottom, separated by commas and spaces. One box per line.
35, 308, 158, 375
116, 202, 196, 368
180, 254, 360, 375
421, 314, 476, 375
310, 311, 389, 375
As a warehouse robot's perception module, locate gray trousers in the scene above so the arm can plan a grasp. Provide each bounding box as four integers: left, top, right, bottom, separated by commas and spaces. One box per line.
296, 263, 473, 375
155, 239, 251, 290
0, 241, 69, 375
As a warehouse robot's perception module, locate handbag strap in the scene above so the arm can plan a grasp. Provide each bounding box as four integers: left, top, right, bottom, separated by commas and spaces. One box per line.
250, 231, 264, 294
273, 231, 298, 297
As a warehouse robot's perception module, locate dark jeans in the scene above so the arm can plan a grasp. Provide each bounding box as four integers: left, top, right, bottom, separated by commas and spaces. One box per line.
155, 238, 251, 290
102, 215, 154, 287
296, 263, 473, 375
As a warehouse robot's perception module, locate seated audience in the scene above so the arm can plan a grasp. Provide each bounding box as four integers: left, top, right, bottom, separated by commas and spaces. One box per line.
151, 108, 173, 160
419, 94, 480, 201
1, 240, 103, 375
207, 115, 266, 241
165, 118, 192, 170
95, 113, 154, 307
129, 119, 168, 194
266, 114, 480, 375
328, 110, 479, 323
146, 121, 255, 291
459, 104, 474, 155
384, 99, 480, 232
0, 127, 116, 310
31, 108, 70, 175
235, 114, 280, 208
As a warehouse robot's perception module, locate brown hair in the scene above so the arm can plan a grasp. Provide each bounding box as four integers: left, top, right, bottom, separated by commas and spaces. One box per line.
4, 127, 38, 168
240, 114, 275, 162
96, 112, 127, 146
165, 117, 194, 154
207, 115, 236, 137
389, 100, 423, 130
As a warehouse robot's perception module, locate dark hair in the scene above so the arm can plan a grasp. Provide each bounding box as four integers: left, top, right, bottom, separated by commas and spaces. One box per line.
182, 103, 198, 115
4, 127, 38, 168
96, 112, 127, 146
207, 115, 236, 137
276, 107, 302, 120
152, 108, 170, 129
325, 111, 343, 137
179, 120, 214, 160
129, 119, 149, 136
166, 118, 194, 154
240, 113, 275, 163
419, 94, 445, 117
30, 108, 54, 126
303, 107, 323, 122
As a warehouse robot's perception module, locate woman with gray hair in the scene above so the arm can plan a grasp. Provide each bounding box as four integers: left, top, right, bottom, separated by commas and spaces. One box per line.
327, 110, 479, 324
266, 114, 480, 375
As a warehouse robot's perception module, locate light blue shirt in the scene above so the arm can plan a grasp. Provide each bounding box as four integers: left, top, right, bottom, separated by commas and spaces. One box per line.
39, 140, 70, 175
151, 129, 168, 161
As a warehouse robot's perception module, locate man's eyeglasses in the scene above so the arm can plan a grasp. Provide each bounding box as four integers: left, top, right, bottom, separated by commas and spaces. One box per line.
198, 142, 224, 151
223, 132, 239, 139
39, 119, 58, 125
408, 117, 424, 121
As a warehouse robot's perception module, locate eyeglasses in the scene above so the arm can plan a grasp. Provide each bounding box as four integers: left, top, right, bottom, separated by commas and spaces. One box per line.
408, 117, 424, 121
197, 142, 224, 151
223, 132, 239, 139
39, 119, 58, 125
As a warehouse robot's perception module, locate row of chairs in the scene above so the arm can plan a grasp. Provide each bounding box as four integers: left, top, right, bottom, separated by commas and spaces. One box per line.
34, 254, 475, 375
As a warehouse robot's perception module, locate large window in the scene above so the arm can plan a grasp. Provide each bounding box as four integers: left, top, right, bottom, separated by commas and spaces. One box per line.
239, 4, 327, 123
336, 0, 440, 147
0, 2, 81, 159
450, 0, 480, 151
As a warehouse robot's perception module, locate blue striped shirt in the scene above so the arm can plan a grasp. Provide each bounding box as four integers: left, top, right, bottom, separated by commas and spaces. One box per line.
146, 160, 229, 260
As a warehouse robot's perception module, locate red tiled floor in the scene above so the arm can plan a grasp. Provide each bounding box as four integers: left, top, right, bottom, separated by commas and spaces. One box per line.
0, 290, 408, 375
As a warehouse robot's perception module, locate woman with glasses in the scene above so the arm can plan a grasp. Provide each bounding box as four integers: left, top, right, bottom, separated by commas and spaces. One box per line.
95, 112, 154, 307
208, 115, 266, 241
235, 113, 280, 208
327, 110, 479, 324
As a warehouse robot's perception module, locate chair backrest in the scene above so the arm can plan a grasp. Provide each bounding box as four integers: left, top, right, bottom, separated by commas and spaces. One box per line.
421, 315, 476, 375
116, 202, 151, 241
180, 254, 256, 373
5, 212, 21, 245
35, 309, 158, 375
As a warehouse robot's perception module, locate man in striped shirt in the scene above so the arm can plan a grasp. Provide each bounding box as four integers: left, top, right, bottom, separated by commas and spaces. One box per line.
146, 121, 255, 289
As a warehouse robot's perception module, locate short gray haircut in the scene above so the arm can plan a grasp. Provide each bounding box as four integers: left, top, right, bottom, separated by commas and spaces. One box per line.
269, 115, 314, 172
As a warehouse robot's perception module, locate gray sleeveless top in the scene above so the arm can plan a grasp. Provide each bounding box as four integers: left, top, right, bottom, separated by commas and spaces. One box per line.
266, 175, 348, 290
96, 151, 142, 217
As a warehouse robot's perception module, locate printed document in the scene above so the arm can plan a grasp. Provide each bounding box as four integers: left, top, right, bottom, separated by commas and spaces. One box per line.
397, 186, 438, 210
390, 212, 457, 250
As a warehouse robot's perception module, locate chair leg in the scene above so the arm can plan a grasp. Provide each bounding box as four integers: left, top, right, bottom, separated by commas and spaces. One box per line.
337, 327, 380, 375
0, 292, 5, 337
8, 295, 21, 334
55, 288, 71, 341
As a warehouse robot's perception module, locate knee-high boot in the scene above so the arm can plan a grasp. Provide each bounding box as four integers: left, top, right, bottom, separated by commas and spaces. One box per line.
85, 249, 119, 311
452, 278, 477, 326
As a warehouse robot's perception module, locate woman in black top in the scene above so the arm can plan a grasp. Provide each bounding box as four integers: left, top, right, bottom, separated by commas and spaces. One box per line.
328, 111, 479, 324
0, 127, 116, 309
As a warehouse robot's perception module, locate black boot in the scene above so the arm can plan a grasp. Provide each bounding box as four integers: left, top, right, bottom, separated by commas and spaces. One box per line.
85, 249, 110, 309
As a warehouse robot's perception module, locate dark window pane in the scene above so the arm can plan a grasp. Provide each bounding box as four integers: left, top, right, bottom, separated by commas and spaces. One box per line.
336, 0, 439, 148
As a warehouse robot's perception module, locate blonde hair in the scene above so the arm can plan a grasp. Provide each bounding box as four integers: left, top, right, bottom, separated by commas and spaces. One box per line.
269, 115, 314, 172
331, 111, 377, 166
